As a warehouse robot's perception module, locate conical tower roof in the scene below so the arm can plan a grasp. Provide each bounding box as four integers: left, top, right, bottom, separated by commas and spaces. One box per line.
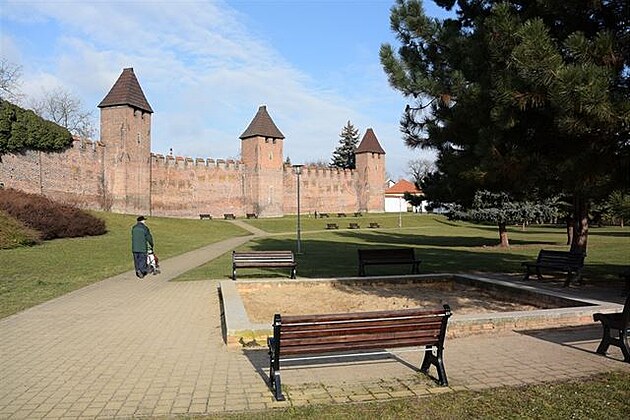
356, 128, 385, 154
239, 105, 284, 139
98, 68, 153, 113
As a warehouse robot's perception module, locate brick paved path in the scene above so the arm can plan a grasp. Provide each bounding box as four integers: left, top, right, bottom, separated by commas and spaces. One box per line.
1, 231, 628, 419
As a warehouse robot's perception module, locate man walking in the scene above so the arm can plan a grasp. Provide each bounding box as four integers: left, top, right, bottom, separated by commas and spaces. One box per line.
132, 216, 154, 278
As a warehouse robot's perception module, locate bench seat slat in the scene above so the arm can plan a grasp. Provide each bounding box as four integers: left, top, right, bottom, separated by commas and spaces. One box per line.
281, 330, 440, 349
281, 322, 443, 338
281, 308, 444, 324
279, 337, 442, 356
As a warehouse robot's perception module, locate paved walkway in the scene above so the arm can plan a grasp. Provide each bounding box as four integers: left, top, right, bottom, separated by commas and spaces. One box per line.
1, 225, 629, 419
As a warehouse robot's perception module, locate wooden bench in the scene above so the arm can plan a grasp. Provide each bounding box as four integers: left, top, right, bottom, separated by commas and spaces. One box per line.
318, 212, 330, 218
357, 248, 421, 276
337, 212, 347, 217
522, 250, 585, 287
325, 223, 339, 230
232, 251, 296, 280
246, 213, 258, 219
348, 223, 360, 229
267, 306, 452, 401
223, 213, 236, 220
353, 212, 363, 217
593, 293, 630, 363
199, 214, 212, 220
368, 222, 380, 228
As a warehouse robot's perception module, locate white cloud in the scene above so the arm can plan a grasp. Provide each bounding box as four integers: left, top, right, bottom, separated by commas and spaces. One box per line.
2, 0, 427, 178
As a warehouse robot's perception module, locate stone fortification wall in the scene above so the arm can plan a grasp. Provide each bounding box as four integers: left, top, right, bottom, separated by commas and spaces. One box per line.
149, 154, 249, 218
0, 139, 106, 208
282, 164, 360, 215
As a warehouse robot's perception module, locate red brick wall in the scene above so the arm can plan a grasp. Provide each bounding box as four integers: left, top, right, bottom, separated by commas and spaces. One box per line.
149, 155, 250, 218
282, 165, 361, 215
0, 139, 105, 208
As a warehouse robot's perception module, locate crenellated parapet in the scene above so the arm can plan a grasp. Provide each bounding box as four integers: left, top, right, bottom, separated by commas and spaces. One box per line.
70, 137, 105, 153
151, 153, 243, 171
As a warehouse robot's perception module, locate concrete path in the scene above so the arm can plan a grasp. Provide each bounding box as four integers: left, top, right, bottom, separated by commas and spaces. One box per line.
1, 229, 629, 419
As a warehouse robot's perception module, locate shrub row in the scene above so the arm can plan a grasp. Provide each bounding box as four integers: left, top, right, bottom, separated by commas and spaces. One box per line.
0, 188, 107, 240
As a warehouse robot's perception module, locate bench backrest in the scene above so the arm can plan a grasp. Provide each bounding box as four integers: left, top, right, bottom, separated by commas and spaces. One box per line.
358, 248, 416, 262
273, 306, 451, 356
537, 250, 585, 266
233, 251, 294, 264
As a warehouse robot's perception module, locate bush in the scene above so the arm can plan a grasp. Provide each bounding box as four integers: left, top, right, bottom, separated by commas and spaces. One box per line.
0, 188, 107, 240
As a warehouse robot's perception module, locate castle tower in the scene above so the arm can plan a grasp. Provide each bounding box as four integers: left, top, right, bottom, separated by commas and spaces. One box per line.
98, 68, 153, 214
240, 105, 285, 217
355, 128, 386, 212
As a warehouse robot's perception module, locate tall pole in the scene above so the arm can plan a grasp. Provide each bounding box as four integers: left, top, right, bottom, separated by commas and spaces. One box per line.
293, 165, 303, 254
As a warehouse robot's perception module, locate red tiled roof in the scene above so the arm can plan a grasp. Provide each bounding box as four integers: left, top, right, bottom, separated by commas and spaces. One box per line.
98, 68, 153, 113
239, 105, 285, 139
385, 179, 421, 194
355, 128, 385, 154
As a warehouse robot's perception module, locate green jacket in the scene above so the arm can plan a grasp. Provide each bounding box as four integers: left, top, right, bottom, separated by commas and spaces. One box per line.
131, 222, 154, 253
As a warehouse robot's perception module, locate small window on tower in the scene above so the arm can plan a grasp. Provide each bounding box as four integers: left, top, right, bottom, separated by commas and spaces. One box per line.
269, 152, 273, 160
137, 133, 141, 144
272, 139, 276, 144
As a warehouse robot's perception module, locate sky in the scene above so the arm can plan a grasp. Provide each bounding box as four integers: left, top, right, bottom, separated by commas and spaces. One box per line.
1, 0, 452, 179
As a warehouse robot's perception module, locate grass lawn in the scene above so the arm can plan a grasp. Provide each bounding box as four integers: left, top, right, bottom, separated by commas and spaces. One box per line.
206, 371, 630, 419
176, 214, 630, 282
0, 212, 248, 318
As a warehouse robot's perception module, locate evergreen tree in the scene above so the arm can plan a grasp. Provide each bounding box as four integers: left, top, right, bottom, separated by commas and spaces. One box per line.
0, 99, 73, 157
330, 121, 360, 169
449, 190, 559, 247
380, 0, 629, 253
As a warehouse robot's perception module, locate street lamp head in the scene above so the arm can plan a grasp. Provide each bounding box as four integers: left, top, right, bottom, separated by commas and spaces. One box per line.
292, 164, 303, 175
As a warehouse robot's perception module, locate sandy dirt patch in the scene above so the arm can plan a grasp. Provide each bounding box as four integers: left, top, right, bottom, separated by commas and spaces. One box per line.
238, 280, 540, 323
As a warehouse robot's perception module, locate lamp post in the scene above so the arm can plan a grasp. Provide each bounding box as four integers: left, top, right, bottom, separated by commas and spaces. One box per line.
292, 164, 303, 254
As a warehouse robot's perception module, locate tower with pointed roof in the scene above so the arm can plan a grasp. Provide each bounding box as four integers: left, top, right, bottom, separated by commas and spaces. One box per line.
98, 68, 153, 214
355, 128, 386, 212
239, 105, 285, 217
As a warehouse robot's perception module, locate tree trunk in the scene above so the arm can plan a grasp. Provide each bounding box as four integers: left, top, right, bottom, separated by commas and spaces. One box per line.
570, 196, 588, 254
565, 215, 573, 246
498, 223, 510, 247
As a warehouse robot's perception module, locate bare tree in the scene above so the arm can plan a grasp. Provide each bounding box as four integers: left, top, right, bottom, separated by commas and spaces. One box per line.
407, 158, 436, 186
30, 87, 96, 139
0, 58, 24, 103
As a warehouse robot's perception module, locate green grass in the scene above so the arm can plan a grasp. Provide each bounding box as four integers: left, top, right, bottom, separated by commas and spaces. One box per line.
205, 371, 630, 419
176, 214, 630, 282
0, 212, 248, 318
0, 211, 41, 249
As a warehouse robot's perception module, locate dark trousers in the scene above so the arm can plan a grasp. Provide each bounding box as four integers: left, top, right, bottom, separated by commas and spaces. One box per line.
133, 252, 148, 277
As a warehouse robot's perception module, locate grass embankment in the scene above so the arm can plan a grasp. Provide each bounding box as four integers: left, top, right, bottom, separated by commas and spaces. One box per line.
0, 212, 248, 318
0, 210, 41, 248
209, 371, 629, 419
178, 213, 630, 282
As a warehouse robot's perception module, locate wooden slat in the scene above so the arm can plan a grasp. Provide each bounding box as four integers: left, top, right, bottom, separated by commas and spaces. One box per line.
282, 307, 445, 324
280, 337, 439, 356
280, 321, 443, 339
281, 329, 439, 348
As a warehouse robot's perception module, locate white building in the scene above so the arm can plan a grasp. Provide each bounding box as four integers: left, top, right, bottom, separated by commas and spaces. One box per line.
384, 179, 426, 213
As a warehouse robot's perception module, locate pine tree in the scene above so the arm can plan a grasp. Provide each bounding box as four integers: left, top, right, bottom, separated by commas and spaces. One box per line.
330, 121, 360, 169
380, 0, 629, 253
